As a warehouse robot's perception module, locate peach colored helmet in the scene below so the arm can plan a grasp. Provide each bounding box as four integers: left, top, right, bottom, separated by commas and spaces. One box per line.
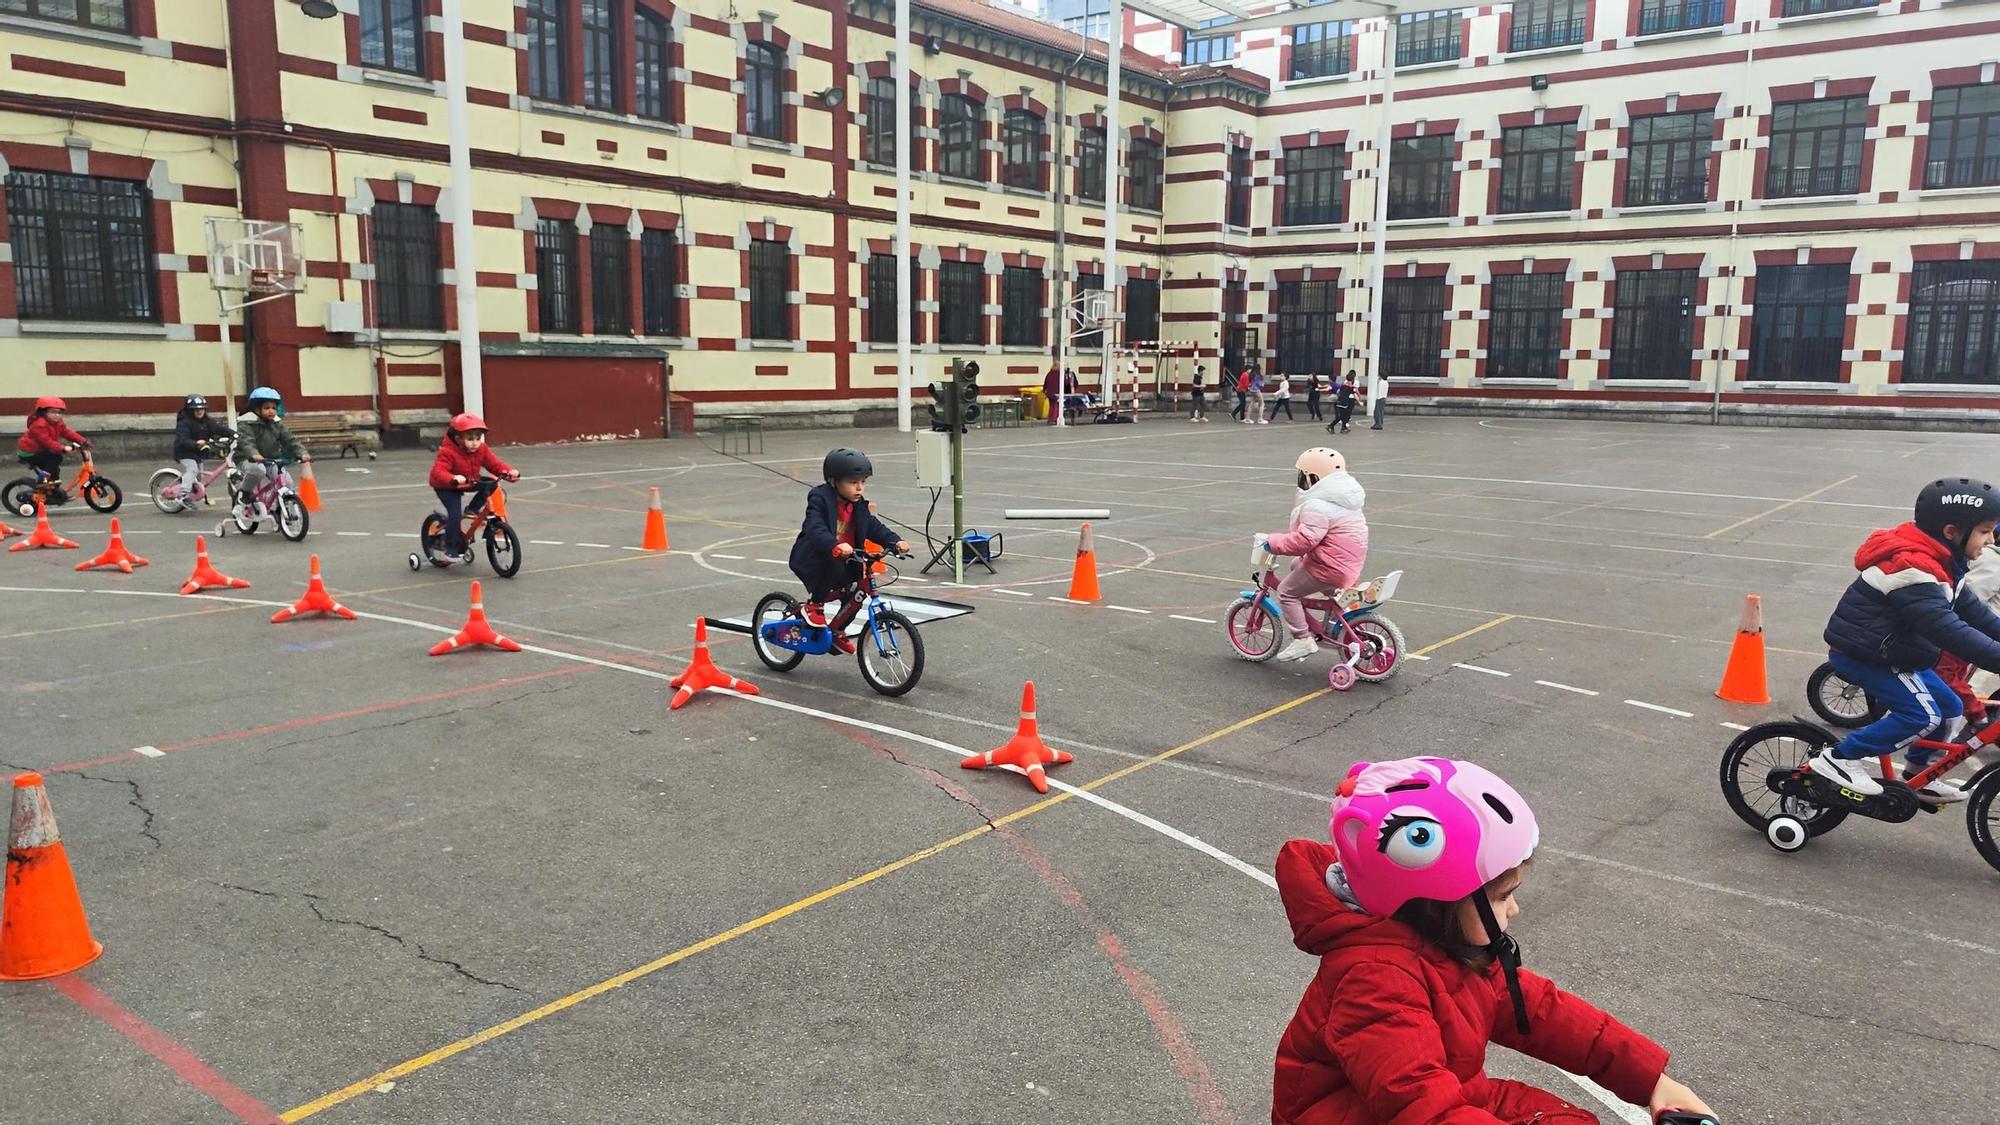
1295, 447, 1346, 489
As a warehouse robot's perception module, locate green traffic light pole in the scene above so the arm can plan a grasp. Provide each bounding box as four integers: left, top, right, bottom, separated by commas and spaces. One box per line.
949, 357, 967, 585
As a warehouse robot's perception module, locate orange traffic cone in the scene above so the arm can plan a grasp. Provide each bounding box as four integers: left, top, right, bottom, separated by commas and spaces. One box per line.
179, 536, 251, 595
1716, 594, 1772, 705
7, 499, 79, 552
1067, 521, 1101, 602
960, 681, 1073, 793
0, 773, 103, 980
0, 515, 22, 540
73, 518, 149, 573
271, 554, 357, 622
297, 460, 323, 513
641, 487, 669, 551
668, 618, 758, 709
863, 503, 888, 575
428, 581, 522, 655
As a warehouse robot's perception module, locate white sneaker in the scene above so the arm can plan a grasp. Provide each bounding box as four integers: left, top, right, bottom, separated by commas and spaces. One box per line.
1807, 749, 1883, 796
1911, 778, 1969, 805
1275, 636, 1319, 662
1259, 419, 1270, 425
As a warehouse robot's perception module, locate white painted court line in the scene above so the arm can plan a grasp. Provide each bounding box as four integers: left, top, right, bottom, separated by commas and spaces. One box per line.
1106, 605, 1150, 615
1625, 699, 1693, 718
1563, 1075, 1648, 1125
385, 532, 418, 539
991, 588, 1035, 597
335, 531, 373, 537
1721, 721, 1751, 732
578, 542, 613, 549
530, 540, 566, 546
1169, 614, 1216, 624
122, 529, 163, 535
1535, 679, 1601, 697
1049, 596, 1085, 604
711, 553, 745, 560
896, 575, 929, 583
1405, 653, 1431, 661
132, 746, 164, 758
1452, 662, 1510, 677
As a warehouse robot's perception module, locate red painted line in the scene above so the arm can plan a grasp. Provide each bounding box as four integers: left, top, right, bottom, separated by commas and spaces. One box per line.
52, 975, 281, 1124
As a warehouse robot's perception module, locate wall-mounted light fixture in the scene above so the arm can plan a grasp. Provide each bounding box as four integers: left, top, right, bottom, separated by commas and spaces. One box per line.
1530, 74, 1549, 92
298, 0, 340, 18
924, 35, 944, 55
817, 86, 846, 108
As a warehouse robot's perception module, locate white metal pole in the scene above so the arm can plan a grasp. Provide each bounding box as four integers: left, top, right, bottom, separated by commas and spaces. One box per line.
218, 310, 236, 421
1102, 0, 1122, 408
895, 0, 913, 432
443, 0, 484, 416
1365, 14, 1396, 430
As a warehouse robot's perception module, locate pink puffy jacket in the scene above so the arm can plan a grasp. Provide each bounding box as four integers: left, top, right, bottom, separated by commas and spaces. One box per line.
1266, 471, 1369, 587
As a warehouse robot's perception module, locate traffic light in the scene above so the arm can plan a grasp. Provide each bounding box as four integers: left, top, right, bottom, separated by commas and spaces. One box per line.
958, 360, 980, 426
927, 378, 954, 432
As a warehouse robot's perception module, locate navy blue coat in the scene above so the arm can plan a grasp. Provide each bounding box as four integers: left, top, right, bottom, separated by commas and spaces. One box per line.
1824, 522, 2000, 673
172, 408, 232, 461
788, 483, 898, 595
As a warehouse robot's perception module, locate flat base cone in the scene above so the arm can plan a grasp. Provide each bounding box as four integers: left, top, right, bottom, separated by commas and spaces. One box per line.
180, 539, 250, 594
428, 586, 521, 655
75, 524, 147, 573
272, 581, 357, 623
668, 624, 757, 708
9, 512, 78, 551
960, 733, 1074, 794
0, 519, 21, 540
0, 845, 103, 981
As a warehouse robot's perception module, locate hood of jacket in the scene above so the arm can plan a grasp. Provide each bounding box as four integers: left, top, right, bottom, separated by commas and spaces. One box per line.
1855, 522, 1956, 582
1276, 839, 1423, 959
1294, 471, 1365, 518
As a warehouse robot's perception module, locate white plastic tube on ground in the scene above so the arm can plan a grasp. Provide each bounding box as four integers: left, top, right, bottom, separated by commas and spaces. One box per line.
1004, 509, 1111, 520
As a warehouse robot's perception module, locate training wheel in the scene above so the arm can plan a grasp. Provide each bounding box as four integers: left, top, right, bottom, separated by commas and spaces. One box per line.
1328, 663, 1358, 691
408, 552, 422, 572
1765, 815, 1809, 853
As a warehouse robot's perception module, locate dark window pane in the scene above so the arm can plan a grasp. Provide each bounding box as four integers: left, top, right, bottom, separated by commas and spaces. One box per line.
1003, 110, 1043, 189
360, 0, 425, 75
1925, 85, 2000, 189
1382, 275, 1446, 376
1625, 110, 1713, 205
1766, 96, 1867, 197
749, 238, 790, 340
635, 12, 672, 122
1125, 277, 1159, 344
1078, 127, 1106, 202
590, 223, 629, 335
1387, 134, 1454, 219
525, 0, 566, 102
1637, 0, 1726, 34
1130, 139, 1164, 210
1276, 279, 1339, 377
373, 202, 441, 330
1905, 261, 2000, 384
3, 0, 128, 31
1183, 33, 1235, 65
1395, 10, 1460, 67
1003, 266, 1042, 346
1749, 263, 1847, 381
745, 43, 785, 141
939, 260, 984, 345
1487, 272, 1565, 378
580, 0, 617, 111
1282, 145, 1343, 226
1499, 123, 1575, 213
641, 228, 679, 336
1508, 0, 1588, 52
939, 95, 983, 181
866, 255, 922, 345
1609, 268, 1698, 379
1290, 21, 1352, 80
1781, 0, 1876, 13
1227, 145, 1253, 227
535, 218, 579, 334
3, 170, 157, 322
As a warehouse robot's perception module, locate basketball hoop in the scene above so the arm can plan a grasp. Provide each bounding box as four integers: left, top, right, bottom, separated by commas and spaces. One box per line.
206, 218, 305, 314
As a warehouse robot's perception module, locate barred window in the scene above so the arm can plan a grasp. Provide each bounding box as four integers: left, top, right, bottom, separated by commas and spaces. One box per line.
1625, 111, 1713, 206
1766, 96, 1867, 198
1749, 264, 1847, 382
1387, 134, 1454, 220
1487, 272, 1564, 379
1395, 11, 1460, 67
0, 0, 129, 32
635, 11, 673, 122
1078, 127, 1106, 202
525, 0, 566, 102
939, 261, 984, 346
1002, 266, 1042, 346
535, 218, 579, 335
579, 0, 617, 110
749, 238, 790, 340
589, 224, 629, 335
373, 202, 440, 331
1925, 85, 2000, 190
745, 42, 785, 141
1126, 277, 1159, 344
641, 228, 680, 336
1282, 145, 1343, 227
1904, 261, 2000, 384
1074, 272, 1103, 351
360, 0, 425, 75
1290, 21, 1351, 81
1499, 123, 1575, 213
1184, 33, 1235, 66
1227, 144, 1253, 227
866, 255, 922, 345
1382, 276, 1446, 376
1637, 0, 1726, 35
1003, 110, 1043, 189
1276, 280, 1339, 378
4, 171, 157, 323
938, 95, 983, 181
1508, 0, 1588, 52
1609, 269, 1698, 380
1129, 139, 1164, 211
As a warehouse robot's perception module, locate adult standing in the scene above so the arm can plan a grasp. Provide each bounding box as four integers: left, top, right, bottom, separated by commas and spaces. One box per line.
1232, 366, 1251, 422
1306, 372, 1324, 422
1189, 362, 1209, 423
1247, 363, 1268, 425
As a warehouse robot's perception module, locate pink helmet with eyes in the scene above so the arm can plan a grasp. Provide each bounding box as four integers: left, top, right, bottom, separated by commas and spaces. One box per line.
1328, 757, 1539, 918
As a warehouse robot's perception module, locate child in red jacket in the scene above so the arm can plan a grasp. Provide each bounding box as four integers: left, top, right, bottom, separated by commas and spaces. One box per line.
428, 413, 519, 561
1273, 757, 1712, 1125
17, 395, 90, 494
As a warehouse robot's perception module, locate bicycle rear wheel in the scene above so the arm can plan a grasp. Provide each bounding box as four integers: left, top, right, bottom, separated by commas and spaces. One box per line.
1350, 616, 1405, 682
1807, 661, 1884, 728
149, 467, 187, 514
1719, 721, 1847, 839
751, 593, 807, 672
1224, 597, 1281, 662
857, 609, 924, 696
419, 513, 449, 566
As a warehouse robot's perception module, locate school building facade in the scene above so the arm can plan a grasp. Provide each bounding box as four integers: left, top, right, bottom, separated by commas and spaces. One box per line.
1, 0, 1996, 444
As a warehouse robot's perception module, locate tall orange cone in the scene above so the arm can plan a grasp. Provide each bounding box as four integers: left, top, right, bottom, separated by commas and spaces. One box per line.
0, 773, 103, 980
297, 460, 323, 512
180, 536, 251, 595
641, 487, 669, 551
74, 518, 149, 573
428, 580, 522, 655
668, 618, 758, 709
7, 499, 79, 552
271, 554, 357, 622
960, 681, 1073, 793
1716, 594, 1772, 705
1067, 521, 1101, 602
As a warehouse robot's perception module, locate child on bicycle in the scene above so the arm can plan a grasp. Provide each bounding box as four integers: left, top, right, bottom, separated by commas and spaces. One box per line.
1274, 756, 1713, 1125
17, 395, 89, 499
788, 448, 907, 655
1258, 448, 1369, 663
1814, 478, 2000, 804
173, 394, 232, 504
230, 387, 308, 521
428, 413, 519, 563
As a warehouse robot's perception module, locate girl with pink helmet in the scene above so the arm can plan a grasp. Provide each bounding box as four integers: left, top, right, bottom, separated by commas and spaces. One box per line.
1259, 448, 1369, 663
1273, 757, 1713, 1124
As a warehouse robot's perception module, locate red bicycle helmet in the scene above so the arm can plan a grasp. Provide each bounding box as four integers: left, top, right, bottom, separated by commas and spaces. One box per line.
448, 413, 488, 433
35, 395, 67, 411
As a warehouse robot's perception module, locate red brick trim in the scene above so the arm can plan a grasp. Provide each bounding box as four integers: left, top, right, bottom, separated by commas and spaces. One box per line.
10, 55, 126, 86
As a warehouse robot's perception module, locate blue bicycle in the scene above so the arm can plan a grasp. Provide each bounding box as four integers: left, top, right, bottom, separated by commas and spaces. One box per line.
750, 548, 925, 696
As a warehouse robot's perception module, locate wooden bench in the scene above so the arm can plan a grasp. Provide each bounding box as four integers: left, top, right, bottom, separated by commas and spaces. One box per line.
285, 412, 367, 459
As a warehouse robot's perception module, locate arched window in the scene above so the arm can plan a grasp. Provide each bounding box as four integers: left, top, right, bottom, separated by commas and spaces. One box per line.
744, 42, 785, 141
1002, 109, 1044, 189
635, 11, 673, 122
938, 95, 983, 181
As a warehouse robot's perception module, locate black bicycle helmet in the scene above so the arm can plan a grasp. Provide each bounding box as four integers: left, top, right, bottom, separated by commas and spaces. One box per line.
1915, 477, 1997, 553
823, 447, 873, 481
184, 394, 208, 411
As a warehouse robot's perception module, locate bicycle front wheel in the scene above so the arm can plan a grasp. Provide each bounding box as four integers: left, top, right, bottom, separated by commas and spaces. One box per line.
1224, 596, 1281, 662
485, 518, 522, 577
149, 467, 187, 514
1965, 764, 2000, 874
84, 476, 121, 513
857, 609, 924, 696
278, 492, 309, 541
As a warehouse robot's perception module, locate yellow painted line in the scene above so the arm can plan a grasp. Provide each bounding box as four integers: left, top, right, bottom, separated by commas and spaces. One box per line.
1703, 475, 1859, 540
285, 619, 1506, 1119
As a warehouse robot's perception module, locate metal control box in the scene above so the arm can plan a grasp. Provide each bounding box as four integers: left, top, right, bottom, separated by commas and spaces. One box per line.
914, 429, 951, 488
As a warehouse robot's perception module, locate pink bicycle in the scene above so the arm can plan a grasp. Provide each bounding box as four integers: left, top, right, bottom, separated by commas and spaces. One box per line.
1224, 543, 1406, 690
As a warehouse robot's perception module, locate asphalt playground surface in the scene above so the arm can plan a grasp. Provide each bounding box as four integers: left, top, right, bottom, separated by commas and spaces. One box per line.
4, 413, 1997, 1125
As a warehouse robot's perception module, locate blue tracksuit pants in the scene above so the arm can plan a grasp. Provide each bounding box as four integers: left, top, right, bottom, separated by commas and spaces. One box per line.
1828, 650, 1959, 768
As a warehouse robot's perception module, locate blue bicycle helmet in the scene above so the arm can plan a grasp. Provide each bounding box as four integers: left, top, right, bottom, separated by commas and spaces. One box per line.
247, 387, 282, 403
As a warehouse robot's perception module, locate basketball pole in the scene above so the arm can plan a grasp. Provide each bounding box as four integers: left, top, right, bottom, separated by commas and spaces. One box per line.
443, 0, 484, 416
218, 308, 237, 421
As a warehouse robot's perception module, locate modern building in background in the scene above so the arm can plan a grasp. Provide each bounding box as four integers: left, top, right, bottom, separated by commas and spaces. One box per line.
1, 0, 1995, 443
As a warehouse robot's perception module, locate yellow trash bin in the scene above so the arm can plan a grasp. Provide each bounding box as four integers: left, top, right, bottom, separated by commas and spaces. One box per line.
1020, 387, 1048, 421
